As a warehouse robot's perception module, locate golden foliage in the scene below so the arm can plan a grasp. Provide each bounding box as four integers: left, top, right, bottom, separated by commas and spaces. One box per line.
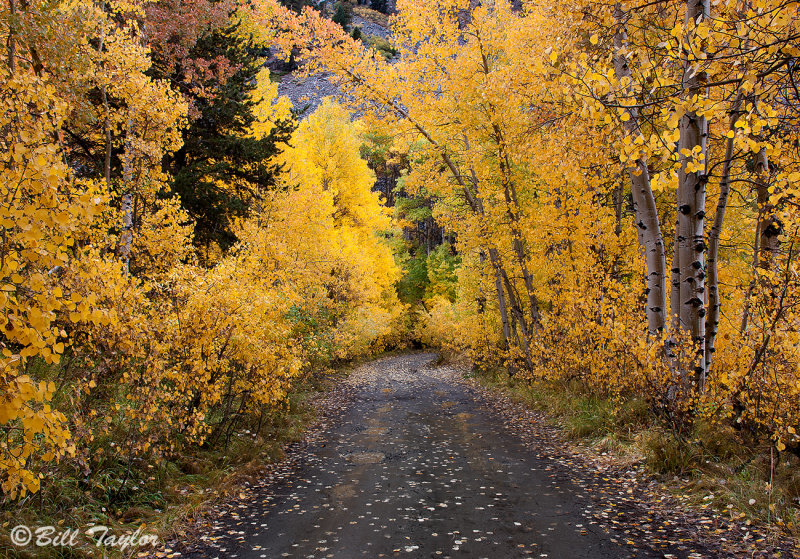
0, 0, 403, 499
271, 0, 800, 453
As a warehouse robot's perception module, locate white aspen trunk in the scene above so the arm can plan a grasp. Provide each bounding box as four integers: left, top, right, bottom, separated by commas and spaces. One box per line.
98, 2, 111, 187
739, 148, 779, 333
670, 227, 680, 331
613, 178, 623, 237
677, 0, 710, 390
7, 0, 15, 73
612, 5, 668, 335
120, 192, 133, 266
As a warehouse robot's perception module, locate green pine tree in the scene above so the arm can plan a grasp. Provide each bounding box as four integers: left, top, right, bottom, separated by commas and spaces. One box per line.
164, 25, 295, 253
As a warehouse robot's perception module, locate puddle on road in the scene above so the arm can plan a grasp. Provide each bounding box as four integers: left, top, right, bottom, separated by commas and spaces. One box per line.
347, 452, 385, 464
455, 412, 473, 420
440, 401, 457, 408
364, 427, 388, 436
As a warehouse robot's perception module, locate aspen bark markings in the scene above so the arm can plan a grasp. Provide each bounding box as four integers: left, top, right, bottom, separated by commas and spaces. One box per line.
676, 0, 710, 389
612, 4, 668, 336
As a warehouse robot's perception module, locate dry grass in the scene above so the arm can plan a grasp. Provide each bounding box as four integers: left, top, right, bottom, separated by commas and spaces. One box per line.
353, 5, 390, 27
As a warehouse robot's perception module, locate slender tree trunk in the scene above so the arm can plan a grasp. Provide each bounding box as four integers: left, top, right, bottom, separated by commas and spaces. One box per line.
99, 4, 112, 188
495, 252, 534, 369
740, 218, 762, 334
477, 39, 542, 329
474, 173, 534, 367
613, 177, 623, 237
740, 147, 779, 332
119, 118, 135, 270
497, 147, 542, 326
7, 0, 15, 73
462, 144, 534, 365
610, 177, 624, 281
465, 195, 527, 359
120, 192, 133, 266
706, 93, 743, 372
481, 249, 511, 348
426, 217, 432, 255
102, 95, 112, 185
670, 227, 680, 330
755, 147, 779, 270
612, 4, 668, 335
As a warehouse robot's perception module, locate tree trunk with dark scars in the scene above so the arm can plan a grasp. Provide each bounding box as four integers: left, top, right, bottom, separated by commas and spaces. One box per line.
612, 4, 668, 336
676, 0, 710, 391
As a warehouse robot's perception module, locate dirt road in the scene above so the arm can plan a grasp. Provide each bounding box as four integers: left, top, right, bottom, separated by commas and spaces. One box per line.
180, 353, 684, 558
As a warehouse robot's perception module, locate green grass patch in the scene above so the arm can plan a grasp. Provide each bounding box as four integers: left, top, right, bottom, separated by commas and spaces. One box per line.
473, 366, 650, 441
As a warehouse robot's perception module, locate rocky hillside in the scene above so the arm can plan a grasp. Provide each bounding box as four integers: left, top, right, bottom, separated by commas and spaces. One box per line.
276, 15, 392, 113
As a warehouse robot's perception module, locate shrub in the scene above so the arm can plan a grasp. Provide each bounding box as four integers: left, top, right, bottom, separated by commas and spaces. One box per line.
365, 35, 398, 59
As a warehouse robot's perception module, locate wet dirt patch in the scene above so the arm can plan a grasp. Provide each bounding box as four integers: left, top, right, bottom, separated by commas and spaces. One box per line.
328, 483, 358, 502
